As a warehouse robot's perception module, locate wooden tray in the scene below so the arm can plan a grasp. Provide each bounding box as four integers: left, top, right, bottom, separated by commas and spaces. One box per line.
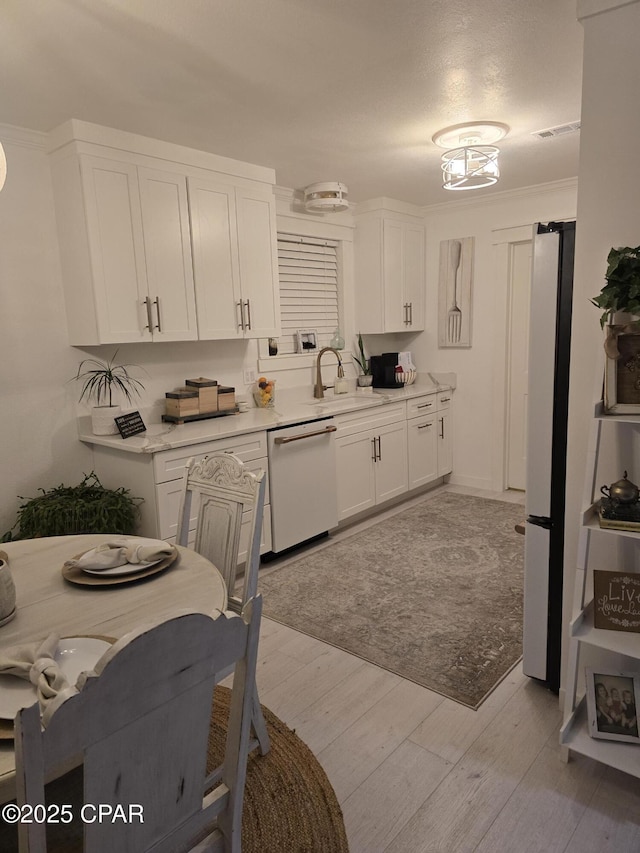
61, 548, 179, 587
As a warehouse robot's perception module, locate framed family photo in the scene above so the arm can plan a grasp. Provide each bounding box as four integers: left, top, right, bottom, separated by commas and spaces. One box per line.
586, 668, 640, 743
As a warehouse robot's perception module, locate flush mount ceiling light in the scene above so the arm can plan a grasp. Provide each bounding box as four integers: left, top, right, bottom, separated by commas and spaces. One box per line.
432, 122, 509, 191
304, 182, 349, 213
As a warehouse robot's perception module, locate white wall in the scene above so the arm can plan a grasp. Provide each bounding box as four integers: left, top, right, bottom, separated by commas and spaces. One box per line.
562, 0, 640, 678
420, 181, 578, 490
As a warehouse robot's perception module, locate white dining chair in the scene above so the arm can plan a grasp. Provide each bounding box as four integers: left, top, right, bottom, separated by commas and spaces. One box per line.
14, 602, 263, 852
176, 452, 270, 757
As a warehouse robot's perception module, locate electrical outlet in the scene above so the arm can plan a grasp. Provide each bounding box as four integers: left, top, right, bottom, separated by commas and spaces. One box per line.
243, 368, 256, 385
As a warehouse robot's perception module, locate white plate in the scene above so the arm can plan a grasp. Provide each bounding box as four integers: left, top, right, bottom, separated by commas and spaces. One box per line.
0, 636, 111, 720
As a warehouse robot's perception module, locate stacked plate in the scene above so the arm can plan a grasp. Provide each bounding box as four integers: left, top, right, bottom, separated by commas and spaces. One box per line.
0, 637, 112, 734
62, 538, 178, 587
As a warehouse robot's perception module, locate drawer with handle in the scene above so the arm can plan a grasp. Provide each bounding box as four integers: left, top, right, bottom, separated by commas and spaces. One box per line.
406, 394, 437, 420
437, 391, 452, 411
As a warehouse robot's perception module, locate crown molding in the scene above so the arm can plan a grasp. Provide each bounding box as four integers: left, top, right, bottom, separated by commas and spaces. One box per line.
0, 123, 47, 150
421, 176, 578, 215
578, 0, 639, 20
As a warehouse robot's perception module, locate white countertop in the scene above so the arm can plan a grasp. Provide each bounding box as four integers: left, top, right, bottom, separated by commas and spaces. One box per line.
78, 379, 452, 455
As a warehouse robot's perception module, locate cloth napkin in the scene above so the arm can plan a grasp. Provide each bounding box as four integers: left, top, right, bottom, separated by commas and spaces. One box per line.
0, 632, 69, 712
64, 538, 175, 571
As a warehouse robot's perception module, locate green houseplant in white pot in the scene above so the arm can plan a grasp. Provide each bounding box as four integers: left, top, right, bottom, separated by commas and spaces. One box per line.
74, 351, 145, 435
592, 245, 640, 327
353, 332, 373, 387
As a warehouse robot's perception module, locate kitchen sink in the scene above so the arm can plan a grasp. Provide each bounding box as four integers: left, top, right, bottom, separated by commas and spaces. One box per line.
304, 394, 380, 413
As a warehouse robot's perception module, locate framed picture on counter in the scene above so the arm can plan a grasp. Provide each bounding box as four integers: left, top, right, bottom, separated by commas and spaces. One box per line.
296, 329, 318, 352
586, 668, 640, 743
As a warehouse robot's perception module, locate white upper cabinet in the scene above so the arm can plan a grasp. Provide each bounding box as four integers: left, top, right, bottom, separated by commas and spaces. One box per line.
354, 203, 425, 334
49, 120, 279, 345
189, 178, 280, 340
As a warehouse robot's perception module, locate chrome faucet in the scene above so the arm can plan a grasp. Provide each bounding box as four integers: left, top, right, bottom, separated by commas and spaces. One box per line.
314, 347, 344, 398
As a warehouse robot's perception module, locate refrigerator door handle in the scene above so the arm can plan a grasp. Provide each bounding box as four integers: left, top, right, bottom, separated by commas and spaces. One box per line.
526, 515, 553, 530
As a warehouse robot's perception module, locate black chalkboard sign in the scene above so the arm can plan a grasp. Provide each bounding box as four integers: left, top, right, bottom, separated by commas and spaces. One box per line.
115, 411, 146, 439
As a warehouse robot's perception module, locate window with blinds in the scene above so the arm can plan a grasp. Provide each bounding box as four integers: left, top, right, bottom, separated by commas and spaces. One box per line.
276, 234, 339, 355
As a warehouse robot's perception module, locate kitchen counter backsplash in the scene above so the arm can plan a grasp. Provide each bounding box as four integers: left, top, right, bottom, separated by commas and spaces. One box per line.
77, 372, 455, 455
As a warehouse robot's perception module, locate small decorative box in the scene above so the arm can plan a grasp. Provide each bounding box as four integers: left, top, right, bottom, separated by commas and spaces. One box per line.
185, 377, 218, 414
165, 388, 199, 418
217, 386, 236, 411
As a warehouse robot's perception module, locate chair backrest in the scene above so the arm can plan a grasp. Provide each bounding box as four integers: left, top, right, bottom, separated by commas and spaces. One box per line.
14, 600, 263, 853
177, 452, 266, 611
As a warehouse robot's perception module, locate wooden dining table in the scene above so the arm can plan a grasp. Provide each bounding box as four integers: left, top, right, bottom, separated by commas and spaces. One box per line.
0, 533, 227, 803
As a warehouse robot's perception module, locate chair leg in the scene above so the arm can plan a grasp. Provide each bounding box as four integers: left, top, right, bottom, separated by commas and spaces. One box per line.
251, 688, 270, 756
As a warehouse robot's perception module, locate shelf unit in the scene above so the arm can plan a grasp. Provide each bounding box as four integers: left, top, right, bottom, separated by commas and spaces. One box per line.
560, 400, 640, 776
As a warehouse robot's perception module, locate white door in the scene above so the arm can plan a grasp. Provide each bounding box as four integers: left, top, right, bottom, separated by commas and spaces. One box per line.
235, 187, 280, 338
506, 240, 533, 490
188, 177, 242, 340
402, 222, 425, 331
375, 420, 409, 504
138, 167, 198, 341
80, 155, 151, 343
382, 219, 405, 332
335, 431, 376, 521
407, 416, 438, 489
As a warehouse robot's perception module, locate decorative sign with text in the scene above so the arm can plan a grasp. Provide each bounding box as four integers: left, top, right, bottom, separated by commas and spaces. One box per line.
594, 570, 640, 633
114, 411, 146, 439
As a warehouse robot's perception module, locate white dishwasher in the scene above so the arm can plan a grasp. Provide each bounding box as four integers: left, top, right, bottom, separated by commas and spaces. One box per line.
267, 418, 338, 553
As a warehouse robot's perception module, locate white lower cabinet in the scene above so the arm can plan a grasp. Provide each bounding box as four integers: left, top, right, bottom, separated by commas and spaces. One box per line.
407, 414, 438, 489
88, 431, 271, 562
335, 403, 408, 522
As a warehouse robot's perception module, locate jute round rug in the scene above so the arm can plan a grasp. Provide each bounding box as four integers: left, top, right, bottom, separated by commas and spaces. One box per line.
209, 686, 349, 853
0, 687, 348, 853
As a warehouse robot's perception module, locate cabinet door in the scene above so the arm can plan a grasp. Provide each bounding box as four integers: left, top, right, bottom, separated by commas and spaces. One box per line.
335, 432, 376, 521
235, 187, 280, 338
437, 411, 453, 476
407, 416, 438, 489
138, 167, 198, 341
382, 219, 406, 332
188, 177, 242, 340
80, 155, 151, 343
375, 420, 408, 504
403, 222, 425, 331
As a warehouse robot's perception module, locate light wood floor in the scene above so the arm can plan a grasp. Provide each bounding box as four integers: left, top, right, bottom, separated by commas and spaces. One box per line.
255, 485, 640, 853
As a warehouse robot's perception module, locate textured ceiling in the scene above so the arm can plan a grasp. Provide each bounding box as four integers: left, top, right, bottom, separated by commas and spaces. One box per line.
1, 0, 583, 206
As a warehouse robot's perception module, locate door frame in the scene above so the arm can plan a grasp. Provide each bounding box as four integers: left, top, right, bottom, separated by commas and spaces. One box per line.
490, 224, 535, 492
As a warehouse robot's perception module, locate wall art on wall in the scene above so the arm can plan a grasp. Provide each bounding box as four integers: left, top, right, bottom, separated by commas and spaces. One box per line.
438, 236, 474, 348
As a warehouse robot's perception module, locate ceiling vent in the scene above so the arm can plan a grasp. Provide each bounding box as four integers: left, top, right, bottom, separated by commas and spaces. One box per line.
532, 121, 581, 140
304, 182, 349, 213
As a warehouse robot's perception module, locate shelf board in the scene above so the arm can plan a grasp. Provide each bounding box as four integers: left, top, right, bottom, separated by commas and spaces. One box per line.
572, 600, 640, 657
561, 700, 640, 778
594, 400, 640, 423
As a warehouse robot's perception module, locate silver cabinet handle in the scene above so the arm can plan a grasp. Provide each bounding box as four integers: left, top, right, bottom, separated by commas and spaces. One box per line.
237, 301, 245, 330
371, 437, 377, 462
403, 303, 409, 325
274, 425, 337, 445
376, 435, 381, 461
439, 417, 444, 439
154, 296, 162, 332
418, 422, 433, 430
144, 297, 153, 331
440, 396, 450, 403
244, 299, 252, 330
417, 402, 433, 409
409, 302, 413, 325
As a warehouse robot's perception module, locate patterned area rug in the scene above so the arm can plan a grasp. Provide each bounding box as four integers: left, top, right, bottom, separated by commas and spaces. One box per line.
260, 492, 524, 709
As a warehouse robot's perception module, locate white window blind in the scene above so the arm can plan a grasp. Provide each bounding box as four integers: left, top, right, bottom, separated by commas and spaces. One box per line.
277, 234, 339, 355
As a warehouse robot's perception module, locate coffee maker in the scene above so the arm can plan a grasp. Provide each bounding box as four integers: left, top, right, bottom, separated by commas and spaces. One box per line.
370, 352, 410, 388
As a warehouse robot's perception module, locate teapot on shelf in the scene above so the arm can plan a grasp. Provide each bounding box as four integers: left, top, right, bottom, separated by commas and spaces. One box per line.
600, 471, 640, 505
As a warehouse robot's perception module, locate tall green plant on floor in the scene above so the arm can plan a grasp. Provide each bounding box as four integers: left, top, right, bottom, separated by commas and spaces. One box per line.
592, 245, 640, 327
3, 473, 142, 540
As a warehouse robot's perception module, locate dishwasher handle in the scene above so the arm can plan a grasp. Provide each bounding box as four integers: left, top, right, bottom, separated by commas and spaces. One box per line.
273, 424, 337, 445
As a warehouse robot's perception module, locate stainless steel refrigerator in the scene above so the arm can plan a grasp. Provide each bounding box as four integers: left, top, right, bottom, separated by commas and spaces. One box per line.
523, 221, 575, 693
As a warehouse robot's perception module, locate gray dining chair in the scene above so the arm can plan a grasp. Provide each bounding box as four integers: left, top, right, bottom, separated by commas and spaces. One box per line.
14, 604, 262, 852
176, 452, 270, 757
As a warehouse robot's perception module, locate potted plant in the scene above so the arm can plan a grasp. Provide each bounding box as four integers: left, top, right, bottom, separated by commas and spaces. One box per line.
592, 245, 640, 328
353, 333, 373, 387
3, 472, 142, 540
74, 350, 145, 435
